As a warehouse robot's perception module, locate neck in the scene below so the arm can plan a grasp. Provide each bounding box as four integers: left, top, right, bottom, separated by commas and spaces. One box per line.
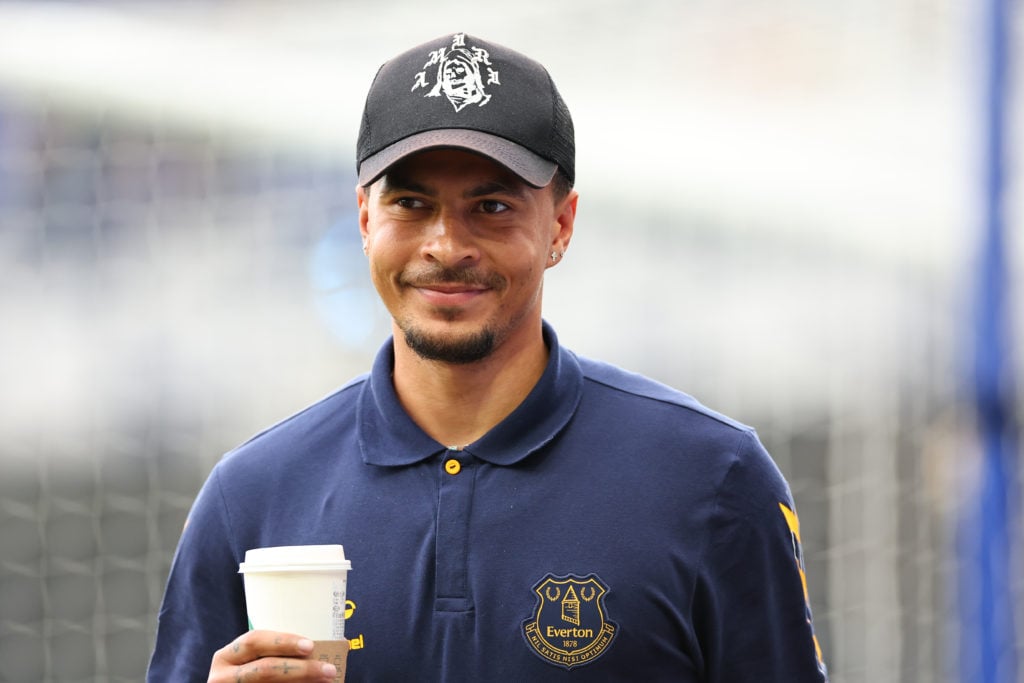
391, 322, 549, 447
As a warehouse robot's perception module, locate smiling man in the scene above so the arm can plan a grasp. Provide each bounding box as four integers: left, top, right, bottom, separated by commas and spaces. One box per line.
148, 32, 828, 682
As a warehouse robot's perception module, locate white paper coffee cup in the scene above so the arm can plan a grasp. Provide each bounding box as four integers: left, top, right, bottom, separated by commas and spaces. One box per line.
239, 544, 352, 640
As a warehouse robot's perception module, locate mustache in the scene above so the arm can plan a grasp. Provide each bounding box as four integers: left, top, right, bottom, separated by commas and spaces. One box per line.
401, 266, 507, 290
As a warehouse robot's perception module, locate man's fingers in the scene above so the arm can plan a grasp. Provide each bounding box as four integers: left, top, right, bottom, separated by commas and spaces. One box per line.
209, 632, 338, 682
214, 630, 315, 665
225, 658, 337, 682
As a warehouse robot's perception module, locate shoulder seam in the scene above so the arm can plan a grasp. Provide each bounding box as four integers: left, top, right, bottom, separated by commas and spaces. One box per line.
580, 373, 754, 434
690, 428, 756, 617
209, 467, 238, 563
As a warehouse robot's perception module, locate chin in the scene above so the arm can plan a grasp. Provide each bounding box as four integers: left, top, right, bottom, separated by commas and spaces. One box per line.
402, 323, 497, 365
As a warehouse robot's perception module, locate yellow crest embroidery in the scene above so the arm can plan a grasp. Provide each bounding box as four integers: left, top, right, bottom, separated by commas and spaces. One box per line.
522, 574, 618, 670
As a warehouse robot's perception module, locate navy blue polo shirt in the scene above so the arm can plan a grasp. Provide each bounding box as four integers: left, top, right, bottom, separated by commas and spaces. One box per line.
148, 323, 827, 682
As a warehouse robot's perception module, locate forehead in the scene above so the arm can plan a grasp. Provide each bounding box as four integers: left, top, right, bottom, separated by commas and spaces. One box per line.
378, 148, 531, 192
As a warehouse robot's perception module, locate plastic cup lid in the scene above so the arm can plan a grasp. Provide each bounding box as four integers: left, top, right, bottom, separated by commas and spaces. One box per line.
238, 544, 352, 573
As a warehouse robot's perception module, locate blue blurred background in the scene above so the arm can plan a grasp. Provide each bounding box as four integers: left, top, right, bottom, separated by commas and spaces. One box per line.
0, 2, 1020, 681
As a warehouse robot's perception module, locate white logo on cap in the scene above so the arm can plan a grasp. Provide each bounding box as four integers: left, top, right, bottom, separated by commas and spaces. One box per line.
411, 33, 500, 112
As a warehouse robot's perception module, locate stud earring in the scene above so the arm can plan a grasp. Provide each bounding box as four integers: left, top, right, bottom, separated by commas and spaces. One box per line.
551, 251, 560, 262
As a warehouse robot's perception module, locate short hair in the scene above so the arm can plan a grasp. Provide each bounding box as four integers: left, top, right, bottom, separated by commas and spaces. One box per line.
549, 168, 574, 204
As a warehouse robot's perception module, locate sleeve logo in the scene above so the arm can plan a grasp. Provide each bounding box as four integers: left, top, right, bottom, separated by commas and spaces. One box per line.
522, 573, 618, 670
780, 502, 828, 676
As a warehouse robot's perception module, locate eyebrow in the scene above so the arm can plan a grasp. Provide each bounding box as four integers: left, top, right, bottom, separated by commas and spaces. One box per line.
465, 181, 529, 200
379, 175, 430, 196
379, 175, 529, 201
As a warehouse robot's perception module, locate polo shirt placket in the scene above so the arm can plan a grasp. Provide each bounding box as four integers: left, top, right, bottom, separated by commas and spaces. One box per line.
435, 447, 474, 613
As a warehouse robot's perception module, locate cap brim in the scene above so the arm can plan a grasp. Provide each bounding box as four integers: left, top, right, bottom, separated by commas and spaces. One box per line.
357, 129, 558, 188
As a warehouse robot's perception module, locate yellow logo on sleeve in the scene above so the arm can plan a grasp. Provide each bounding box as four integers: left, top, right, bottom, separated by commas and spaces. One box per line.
780, 502, 827, 675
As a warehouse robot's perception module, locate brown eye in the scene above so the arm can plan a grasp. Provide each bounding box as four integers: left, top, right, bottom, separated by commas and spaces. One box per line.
479, 200, 510, 214
396, 197, 427, 209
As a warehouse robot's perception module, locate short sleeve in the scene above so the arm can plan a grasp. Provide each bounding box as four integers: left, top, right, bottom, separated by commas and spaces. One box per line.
693, 431, 828, 682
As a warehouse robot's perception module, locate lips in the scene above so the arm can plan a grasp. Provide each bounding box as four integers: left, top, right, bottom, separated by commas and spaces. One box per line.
418, 282, 488, 294
415, 283, 488, 307
402, 267, 506, 294
403, 268, 505, 309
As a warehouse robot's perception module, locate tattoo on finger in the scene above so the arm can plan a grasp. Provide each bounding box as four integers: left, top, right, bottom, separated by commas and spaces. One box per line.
274, 660, 298, 674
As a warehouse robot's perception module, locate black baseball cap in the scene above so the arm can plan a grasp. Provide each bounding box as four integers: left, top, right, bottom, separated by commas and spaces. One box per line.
356, 33, 574, 188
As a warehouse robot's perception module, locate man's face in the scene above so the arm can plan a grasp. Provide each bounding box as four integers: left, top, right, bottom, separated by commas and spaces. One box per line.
357, 149, 575, 364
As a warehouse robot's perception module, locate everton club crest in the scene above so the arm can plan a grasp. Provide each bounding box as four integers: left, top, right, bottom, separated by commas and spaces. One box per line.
522, 573, 618, 670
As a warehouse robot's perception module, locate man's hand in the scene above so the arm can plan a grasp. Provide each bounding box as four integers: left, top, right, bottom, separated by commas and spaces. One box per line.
208, 630, 340, 682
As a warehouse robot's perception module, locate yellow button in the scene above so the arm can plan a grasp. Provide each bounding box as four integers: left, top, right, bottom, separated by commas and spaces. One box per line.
444, 459, 461, 475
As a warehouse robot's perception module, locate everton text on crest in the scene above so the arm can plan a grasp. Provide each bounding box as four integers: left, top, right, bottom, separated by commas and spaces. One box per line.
522, 574, 618, 670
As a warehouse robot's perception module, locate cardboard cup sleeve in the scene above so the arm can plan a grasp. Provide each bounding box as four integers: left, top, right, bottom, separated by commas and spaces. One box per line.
310, 640, 349, 682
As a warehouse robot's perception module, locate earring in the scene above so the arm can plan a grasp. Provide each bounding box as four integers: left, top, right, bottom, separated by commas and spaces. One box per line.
551, 251, 560, 262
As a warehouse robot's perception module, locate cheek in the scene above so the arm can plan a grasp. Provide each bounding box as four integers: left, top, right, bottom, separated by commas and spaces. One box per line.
510, 260, 545, 296
365, 244, 399, 291
365, 227, 405, 267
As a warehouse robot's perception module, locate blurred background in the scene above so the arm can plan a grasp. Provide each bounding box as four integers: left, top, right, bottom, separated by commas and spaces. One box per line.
0, 1, 1021, 681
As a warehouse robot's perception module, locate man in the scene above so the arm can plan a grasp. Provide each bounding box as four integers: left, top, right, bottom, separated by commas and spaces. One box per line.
148, 32, 828, 682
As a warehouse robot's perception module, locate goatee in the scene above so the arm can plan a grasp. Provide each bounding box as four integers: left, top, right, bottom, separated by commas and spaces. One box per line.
403, 326, 496, 364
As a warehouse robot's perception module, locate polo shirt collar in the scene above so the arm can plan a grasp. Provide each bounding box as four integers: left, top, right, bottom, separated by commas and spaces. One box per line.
358, 321, 583, 467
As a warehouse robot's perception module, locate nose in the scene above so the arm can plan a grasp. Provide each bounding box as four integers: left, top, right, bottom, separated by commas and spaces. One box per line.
421, 210, 480, 267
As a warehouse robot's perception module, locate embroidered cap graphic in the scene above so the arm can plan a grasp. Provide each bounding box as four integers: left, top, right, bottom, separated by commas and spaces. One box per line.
411, 33, 501, 111
523, 574, 618, 670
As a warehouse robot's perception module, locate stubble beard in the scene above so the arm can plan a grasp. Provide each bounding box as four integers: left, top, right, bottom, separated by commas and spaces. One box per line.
401, 320, 497, 364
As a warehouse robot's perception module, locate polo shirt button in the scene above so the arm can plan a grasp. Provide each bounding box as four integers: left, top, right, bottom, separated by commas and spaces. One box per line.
444, 458, 462, 475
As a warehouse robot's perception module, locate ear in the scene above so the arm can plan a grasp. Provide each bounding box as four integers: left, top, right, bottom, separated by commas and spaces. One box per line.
546, 189, 578, 268
357, 184, 370, 245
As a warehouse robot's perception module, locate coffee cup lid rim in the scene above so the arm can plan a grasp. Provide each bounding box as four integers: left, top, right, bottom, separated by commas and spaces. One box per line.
239, 544, 351, 572
238, 562, 351, 574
